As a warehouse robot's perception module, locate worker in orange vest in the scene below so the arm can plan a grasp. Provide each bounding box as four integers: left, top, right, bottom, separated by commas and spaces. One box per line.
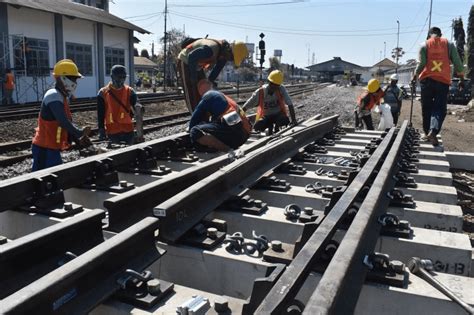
242, 70, 297, 134
189, 79, 251, 152
412, 27, 464, 146
3, 68, 15, 105
97, 65, 139, 145
177, 38, 248, 112
32, 59, 91, 171
355, 79, 385, 130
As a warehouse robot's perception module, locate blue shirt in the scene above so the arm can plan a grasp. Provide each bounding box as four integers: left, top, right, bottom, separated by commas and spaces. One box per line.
189, 90, 228, 129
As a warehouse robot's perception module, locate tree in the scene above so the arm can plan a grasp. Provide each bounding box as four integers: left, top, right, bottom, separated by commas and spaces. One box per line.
159, 28, 188, 86
268, 57, 281, 71
239, 65, 258, 82
453, 17, 466, 63
140, 49, 150, 58
133, 48, 139, 57
467, 5, 474, 86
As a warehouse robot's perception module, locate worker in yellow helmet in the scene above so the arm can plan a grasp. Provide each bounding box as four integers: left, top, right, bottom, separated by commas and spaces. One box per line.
177, 38, 248, 112
31, 59, 91, 171
355, 79, 385, 130
242, 70, 297, 133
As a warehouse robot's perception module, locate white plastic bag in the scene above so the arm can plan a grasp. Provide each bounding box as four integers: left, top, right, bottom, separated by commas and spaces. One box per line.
378, 103, 394, 130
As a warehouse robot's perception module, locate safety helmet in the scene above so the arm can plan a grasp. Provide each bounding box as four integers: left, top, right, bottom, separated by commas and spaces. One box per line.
232, 41, 248, 67
268, 70, 284, 85
111, 65, 127, 88
367, 79, 380, 93
390, 74, 399, 81
53, 59, 82, 77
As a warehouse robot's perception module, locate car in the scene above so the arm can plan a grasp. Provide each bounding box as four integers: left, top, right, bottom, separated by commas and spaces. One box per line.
448, 79, 471, 105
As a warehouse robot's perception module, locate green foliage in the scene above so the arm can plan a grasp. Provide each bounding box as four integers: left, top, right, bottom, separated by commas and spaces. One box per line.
140, 49, 150, 58
268, 57, 281, 71
467, 5, 474, 82
453, 17, 466, 62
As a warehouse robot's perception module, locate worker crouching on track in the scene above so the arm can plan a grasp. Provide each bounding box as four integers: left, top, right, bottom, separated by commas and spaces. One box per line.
97, 65, 139, 145
355, 79, 384, 130
189, 79, 251, 152
242, 70, 297, 134
32, 59, 91, 171
177, 38, 248, 112
383, 74, 403, 126
412, 27, 464, 146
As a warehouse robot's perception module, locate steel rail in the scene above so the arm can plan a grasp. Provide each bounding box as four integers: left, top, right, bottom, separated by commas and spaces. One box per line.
153, 115, 339, 243
0, 217, 163, 315
255, 126, 397, 314
303, 121, 408, 314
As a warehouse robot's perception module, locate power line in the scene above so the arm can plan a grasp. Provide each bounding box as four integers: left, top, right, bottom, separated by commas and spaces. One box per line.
170, 0, 307, 8
406, 12, 430, 54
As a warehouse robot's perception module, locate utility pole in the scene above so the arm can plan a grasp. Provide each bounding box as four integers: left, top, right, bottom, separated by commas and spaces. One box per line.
163, 0, 168, 91
396, 20, 400, 73
428, 0, 433, 31
384, 41, 386, 58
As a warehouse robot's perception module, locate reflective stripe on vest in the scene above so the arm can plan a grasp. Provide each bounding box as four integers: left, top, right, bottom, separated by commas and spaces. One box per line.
256, 88, 288, 121
102, 84, 134, 135
222, 95, 252, 134
419, 37, 451, 85
32, 96, 72, 150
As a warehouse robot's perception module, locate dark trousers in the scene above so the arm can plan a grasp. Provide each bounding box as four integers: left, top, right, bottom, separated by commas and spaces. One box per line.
254, 112, 290, 132
420, 78, 449, 135
361, 115, 374, 130
391, 110, 400, 125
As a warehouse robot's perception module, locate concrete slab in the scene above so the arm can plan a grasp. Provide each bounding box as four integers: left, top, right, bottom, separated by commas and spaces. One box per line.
388, 200, 463, 233
416, 150, 449, 161
416, 158, 451, 172
445, 151, 474, 171
276, 172, 345, 188
411, 169, 452, 186
248, 187, 330, 211
323, 144, 366, 153
335, 138, 372, 146
399, 183, 459, 205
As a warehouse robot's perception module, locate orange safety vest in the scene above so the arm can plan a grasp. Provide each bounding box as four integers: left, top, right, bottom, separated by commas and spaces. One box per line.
5, 73, 14, 90
185, 39, 223, 69
32, 96, 72, 150
419, 37, 451, 85
222, 95, 252, 135
101, 84, 134, 135
256, 88, 288, 121
357, 89, 384, 111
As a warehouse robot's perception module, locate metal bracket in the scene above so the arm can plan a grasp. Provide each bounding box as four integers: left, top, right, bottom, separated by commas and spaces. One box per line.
401, 150, 419, 163
115, 269, 174, 310
324, 186, 347, 214
176, 295, 210, 315
394, 172, 417, 188
387, 188, 416, 208
218, 195, 268, 215
158, 141, 199, 162
363, 252, 408, 288
397, 159, 418, 173
378, 213, 413, 238
181, 218, 227, 250
117, 147, 172, 176
312, 240, 340, 273
305, 143, 328, 154
253, 175, 291, 192
315, 137, 335, 146
292, 151, 320, 163
274, 162, 307, 175
263, 240, 295, 264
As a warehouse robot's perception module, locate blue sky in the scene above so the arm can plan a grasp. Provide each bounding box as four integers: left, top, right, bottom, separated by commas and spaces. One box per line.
110, 0, 472, 68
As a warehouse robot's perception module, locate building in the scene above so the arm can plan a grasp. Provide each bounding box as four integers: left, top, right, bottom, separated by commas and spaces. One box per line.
307, 57, 371, 83
134, 56, 158, 79
0, 0, 149, 103
370, 58, 398, 83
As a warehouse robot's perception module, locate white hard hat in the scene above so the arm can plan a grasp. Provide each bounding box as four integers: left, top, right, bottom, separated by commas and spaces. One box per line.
390, 74, 399, 81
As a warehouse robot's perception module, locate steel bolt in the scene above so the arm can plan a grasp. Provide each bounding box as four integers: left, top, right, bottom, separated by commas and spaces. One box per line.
119, 180, 128, 187
63, 202, 73, 211
271, 240, 283, 252
45, 182, 53, 190
147, 279, 161, 295
390, 260, 405, 274
214, 297, 229, 312
304, 207, 314, 215
207, 227, 218, 239
0, 236, 7, 245
254, 200, 263, 207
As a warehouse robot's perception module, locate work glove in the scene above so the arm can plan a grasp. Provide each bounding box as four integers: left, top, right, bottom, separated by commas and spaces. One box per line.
98, 128, 106, 141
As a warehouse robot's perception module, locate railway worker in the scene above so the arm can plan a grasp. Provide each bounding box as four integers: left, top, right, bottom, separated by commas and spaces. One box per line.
242, 70, 297, 133
355, 79, 384, 130
97, 65, 139, 145
32, 59, 91, 171
189, 79, 251, 152
383, 74, 403, 125
411, 26, 464, 146
3, 68, 15, 105
177, 38, 248, 112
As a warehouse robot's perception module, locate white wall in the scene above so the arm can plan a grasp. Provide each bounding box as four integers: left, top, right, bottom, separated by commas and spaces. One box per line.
103, 25, 130, 86
62, 17, 98, 98
8, 6, 56, 103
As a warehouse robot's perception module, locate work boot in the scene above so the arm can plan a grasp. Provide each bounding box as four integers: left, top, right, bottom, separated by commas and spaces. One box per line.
427, 131, 439, 146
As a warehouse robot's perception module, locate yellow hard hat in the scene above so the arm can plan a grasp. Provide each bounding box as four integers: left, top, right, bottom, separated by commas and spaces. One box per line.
53, 59, 82, 77
232, 41, 248, 67
367, 78, 380, 93
268, 70, 284, 85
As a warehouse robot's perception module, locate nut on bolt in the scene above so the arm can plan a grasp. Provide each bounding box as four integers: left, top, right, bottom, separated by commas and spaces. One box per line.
63, 202, 73, 211
304, 207, 314, 215
147, 279, 161, 295
214, 297, 229, 312
390, 260, 405, 274
271, 240, 283, 252
207, 227, 218, 239
119, 180, 128, 187
254, 199, 263, 207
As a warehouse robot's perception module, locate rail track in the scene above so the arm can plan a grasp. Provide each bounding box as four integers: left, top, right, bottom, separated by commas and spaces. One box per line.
0, 113, 472, 314
0, 83, 315, 121
0, 84, 325, 168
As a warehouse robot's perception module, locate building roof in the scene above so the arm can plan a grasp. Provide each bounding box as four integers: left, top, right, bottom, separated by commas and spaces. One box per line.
372, 58, 397, 68
134, 56, 158, 68
1, 0, 150, 34
307, 57, 365, 73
